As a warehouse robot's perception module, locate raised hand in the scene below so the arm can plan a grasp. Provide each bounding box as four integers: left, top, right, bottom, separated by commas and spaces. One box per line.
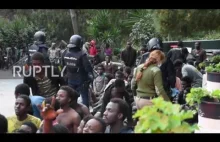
38, 96, 63, 120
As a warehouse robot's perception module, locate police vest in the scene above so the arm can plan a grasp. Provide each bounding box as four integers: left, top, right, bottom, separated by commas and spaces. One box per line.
28, 44, 50, 65
64, 50, 85, 73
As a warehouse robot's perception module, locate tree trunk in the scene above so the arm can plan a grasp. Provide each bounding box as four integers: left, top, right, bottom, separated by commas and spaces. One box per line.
69, 9, 79, 35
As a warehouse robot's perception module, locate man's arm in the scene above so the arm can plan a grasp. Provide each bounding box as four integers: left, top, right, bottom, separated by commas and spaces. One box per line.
82, 54, 93, 73
154, 70, 170, 101
93, 79, 98, 94
166, 59, 176, 88
131, 68, 137, 96
202, 50, 207, 62
81, 104, 90, 117
100, 87, 111, 116
72, 114, 81, 133
181, 65, 188, 78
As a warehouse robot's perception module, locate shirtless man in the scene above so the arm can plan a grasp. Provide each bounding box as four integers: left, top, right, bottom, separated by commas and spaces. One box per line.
55, 86, 81, 133
68, 86, 90, 119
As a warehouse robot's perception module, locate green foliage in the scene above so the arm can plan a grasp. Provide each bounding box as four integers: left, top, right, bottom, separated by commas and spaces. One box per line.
153, 9, 220, 41
210, 55, 220, 63
86, 10, 122, 49
133, 97, 198, 133
27, 10, 73, 44
129, 14, 160, 46
186, 88, 220, 108
199, 62, 206, 69
0, 15, 36, 48
205, 63, 220, 73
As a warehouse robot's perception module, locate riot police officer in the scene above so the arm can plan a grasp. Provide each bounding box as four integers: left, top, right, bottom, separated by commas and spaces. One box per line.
27, 31, 50, 65
138, 38, 177, 100
62, 35, 93, 108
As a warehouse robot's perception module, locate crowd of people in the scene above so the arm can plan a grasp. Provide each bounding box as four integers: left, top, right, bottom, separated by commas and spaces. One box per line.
0, 31, 210, 133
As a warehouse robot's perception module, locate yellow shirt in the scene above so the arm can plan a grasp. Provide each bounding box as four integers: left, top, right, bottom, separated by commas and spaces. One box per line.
7, 114, 41, 133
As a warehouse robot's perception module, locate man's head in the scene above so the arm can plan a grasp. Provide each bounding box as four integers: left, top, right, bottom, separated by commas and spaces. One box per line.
126, 41, 132, 49
31, 52, 45, 73
83, 117, 106, 133
115, 71, 124, 80
195, 42, 201, 50
77, 115, 94, 133
97, 64, 105, 75
56, 86, 79, 107
51, 124, 69, 133
111, 79, 126, 99
147, 38, 163, 52
177, 41, 183, 48
14, 95, 31, 117
105, 55, 111, 63
123, 67, 132, 79
181, 76, 192, 90
0, 114, 8, 133
174, 59, 184, 72
19, 121, 38, 133
103, 98, 129, 125
14, 83, 30, 99
140, 47, 147, 55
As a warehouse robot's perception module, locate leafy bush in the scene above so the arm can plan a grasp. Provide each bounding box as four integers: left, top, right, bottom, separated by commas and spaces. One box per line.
129, 15, 160, 47
186, 88, 220, 108
205, 63, 220, 73
134, 97, 198, 133
210, 55, 220, 63
0, 15, 36, 49
86, 10, 123, 50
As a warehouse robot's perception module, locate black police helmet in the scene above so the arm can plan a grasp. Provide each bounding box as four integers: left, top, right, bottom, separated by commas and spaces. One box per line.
147, 38, 163, 52
34, 31, 46, 44
67, 35, 83, 49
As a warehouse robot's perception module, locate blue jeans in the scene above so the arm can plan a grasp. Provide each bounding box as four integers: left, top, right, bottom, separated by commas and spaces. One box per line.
68, 79, 89, 108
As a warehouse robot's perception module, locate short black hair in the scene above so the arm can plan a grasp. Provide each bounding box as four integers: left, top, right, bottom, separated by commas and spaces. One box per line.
15, 129, 27, 133
97, 64, 105, 71
110, 98, 129, 121
173, 59, 183, 68
114, 79, 125, 88
182, 47, 189, 55
115, 71, 124, 78
177, 41, 183, 47
52, 124, 69, 133
22, 121, 38, 133
124, 67, 132, 75
31, 52, 44, 64
17, 95, 31, 107
93, 117, 106, 133
0, 114, 8, 133
60, 86, 79, 103
83, 115, 94, 124
15, 83, 30, 96
181, 76, 192, 84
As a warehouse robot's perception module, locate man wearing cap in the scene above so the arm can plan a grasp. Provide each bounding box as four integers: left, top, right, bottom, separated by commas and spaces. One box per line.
61, 35, 93, 108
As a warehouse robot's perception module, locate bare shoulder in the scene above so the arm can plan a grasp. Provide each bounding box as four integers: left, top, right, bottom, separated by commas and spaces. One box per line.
69, 108, 81, 119
78, 103, 89, 113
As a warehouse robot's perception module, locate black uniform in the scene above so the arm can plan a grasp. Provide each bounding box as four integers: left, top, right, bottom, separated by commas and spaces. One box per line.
27, 31, 50, 65
62, 35, 93, 107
